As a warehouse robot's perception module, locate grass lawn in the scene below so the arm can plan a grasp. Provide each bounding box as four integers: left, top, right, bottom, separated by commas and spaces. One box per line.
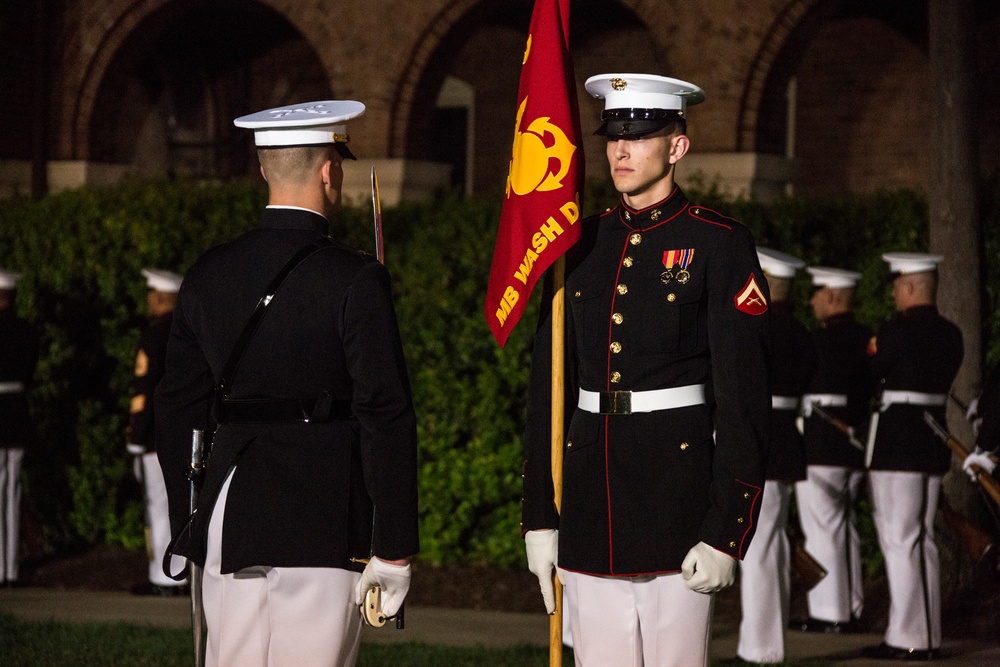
0, 612, 568, 666
0, 612, 836, 666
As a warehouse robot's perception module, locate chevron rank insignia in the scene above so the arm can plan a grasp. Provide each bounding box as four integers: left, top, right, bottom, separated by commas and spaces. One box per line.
734, 274, 768, 315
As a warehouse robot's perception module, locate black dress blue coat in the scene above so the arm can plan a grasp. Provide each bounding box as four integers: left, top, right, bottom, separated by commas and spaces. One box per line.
155, 207, 418, 574
522, 187, 771, 576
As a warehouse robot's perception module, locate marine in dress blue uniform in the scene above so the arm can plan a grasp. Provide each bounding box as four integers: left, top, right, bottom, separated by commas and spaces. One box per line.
522, 74, 770, 667
735, 248, 815, 664
795, 266, 870, 633
0, 270, 39, 586
862, 253, 963, 661
127, 268, 187, 595
155, 101, 418, 667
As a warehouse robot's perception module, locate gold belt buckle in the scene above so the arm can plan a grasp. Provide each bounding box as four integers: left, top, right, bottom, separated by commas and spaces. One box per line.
600, 390, 632, 415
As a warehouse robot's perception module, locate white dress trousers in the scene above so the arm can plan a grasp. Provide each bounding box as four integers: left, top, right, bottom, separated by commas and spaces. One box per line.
0, 447, 24, 582
868, 470, 941, 650
795, 465, 864, 623
737, 480, 792, 664
141, 452, 186, 587
203, 469, 363, 667
559, 567, 714, 667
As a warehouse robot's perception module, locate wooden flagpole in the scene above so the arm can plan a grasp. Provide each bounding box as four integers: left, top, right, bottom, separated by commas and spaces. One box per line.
550, 255, 566, 666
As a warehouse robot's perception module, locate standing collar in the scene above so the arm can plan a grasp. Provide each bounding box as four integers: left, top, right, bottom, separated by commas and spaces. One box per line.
820, 311, 857, 328
617, 186, 689, 231
259, 206, 329, 234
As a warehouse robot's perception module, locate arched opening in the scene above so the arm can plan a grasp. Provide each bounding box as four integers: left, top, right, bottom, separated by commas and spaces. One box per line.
88, 1, 332, 180
787, 2, 931, 196
398, 0, 662, 198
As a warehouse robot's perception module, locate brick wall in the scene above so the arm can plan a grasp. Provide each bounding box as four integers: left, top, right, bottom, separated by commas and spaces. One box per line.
4, 0, 998, 199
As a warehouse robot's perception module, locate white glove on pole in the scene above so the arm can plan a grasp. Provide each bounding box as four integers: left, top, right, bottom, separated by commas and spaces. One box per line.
963, 450, 997, 481
966, 398, 983, 438
354, 557, 411, 617
127, 444, 144, 481
965, 397, 980, 422
681, 541, 737, 594
525, 529, 559, 614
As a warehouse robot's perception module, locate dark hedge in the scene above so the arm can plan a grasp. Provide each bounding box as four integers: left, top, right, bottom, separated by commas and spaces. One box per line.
0, 176, 997, 568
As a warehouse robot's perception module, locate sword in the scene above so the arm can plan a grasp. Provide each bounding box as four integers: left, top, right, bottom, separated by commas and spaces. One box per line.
371, 165, 384, 265
807, 402, 865, 452
923, 411, 1000, 509
358, 176, 407, 630
350, 556, 405, 630
190, 429, 207, 667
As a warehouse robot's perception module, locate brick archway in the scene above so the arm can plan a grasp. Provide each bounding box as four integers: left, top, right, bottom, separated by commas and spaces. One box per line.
735, 0, 825, 152
61, 0, 345, 162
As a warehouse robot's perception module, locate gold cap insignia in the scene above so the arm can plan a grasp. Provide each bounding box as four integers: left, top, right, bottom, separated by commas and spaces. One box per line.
611, 78, 627, 91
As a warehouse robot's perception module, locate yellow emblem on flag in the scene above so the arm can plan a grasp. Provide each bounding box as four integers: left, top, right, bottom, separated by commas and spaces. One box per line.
506, 97, 577, 197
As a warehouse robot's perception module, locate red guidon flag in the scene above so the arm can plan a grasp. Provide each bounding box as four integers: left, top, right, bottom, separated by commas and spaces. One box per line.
485, 0, 583, 347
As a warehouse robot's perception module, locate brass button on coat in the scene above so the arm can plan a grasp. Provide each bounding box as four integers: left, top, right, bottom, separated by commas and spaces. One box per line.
610, 342, 622, 353
617, 284, 628, 295
667, 293, 676, 302
679, 442, 689, 450
612, 313, 623, 324
610, 372, 621, 383
629, 233, 642, 245
623, 257, 634, 267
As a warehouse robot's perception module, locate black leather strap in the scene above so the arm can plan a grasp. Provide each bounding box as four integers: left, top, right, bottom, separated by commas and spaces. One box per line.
218, 395, 354, 424
215, 237, 335, 410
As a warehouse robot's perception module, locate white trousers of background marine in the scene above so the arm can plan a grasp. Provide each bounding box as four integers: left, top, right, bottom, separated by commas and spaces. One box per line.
203, 469, 363, 667
795, 465, 865, 623
559, 567, 714, 667
141, 452, 187, 588
737, 481, 792, 664
0, 448, 24, 583
869, 471, 941, 651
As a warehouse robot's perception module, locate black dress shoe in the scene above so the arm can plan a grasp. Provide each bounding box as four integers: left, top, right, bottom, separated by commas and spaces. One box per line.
130, 582, 190, 597
794, 616, 857, 633
861, 642, 940, 661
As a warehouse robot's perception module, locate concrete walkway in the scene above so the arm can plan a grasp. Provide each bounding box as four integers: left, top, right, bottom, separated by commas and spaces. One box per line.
3, 587, 999, 665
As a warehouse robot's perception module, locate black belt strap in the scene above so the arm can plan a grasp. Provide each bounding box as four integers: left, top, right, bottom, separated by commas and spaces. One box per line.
219, 395, 354, 424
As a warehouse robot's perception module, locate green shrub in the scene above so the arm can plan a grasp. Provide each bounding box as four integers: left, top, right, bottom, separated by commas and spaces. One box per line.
1, 176, 997, 569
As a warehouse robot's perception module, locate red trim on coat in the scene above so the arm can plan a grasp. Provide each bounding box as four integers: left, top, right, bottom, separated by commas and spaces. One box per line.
735, 478, 763, 557
688, 206, 735, 230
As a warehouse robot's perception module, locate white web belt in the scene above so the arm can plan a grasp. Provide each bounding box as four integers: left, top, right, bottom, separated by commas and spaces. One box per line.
801, 393, 848, 418
578, 384, 706, 415
878, 390, 946, 412
771, 395, 800, 411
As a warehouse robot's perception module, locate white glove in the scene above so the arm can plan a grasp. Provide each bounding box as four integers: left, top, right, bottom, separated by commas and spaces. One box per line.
127, 444, 144, 482
525, 529, 559, 614
965, 398, 983, 437
965, 397, 980, 422
681, 541, 737, 594
963, 450, 997, 481
354, 557, 411, 617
